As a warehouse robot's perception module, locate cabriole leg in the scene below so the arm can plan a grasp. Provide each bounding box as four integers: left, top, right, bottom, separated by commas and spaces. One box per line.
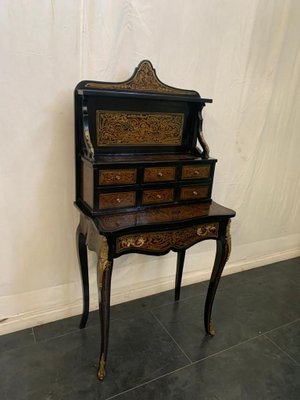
204, 220, 231, 336
76, 226, 89, 329
97, 236, 113, 381
175, 250, 186, 301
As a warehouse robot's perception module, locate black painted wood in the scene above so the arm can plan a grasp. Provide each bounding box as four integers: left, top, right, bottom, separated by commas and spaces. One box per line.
175, 250, 186, 301
76, 229, 89, 329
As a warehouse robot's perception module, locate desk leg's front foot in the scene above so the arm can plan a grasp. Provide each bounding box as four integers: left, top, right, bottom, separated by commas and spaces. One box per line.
97, 236, 113, 381
204, 220, 231, 336
97, 353, 106, 381
207, 320, 216, 336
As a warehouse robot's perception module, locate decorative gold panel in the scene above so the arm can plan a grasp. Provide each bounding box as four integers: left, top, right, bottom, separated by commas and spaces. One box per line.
181, 165, 210, 180
96, 111, 184, 146
116, 223, 219, 253
99, 169, 137, 185
144, 167, 176, 182
142, 188, 174, 205
180, 186, 209, 200
99, 191, 136, 209
85, 60, 198, 96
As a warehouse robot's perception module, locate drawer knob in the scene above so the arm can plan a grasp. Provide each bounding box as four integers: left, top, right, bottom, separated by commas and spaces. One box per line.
115, 175, 121, 180
157, 172, 163, 177
192, 191, 198, 196
194, 170, 200, 175
116, 197, 121, 203
156, 194, 162, 199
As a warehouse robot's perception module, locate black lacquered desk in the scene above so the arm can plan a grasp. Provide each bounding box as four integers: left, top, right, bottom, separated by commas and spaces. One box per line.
74, 60, 235, 380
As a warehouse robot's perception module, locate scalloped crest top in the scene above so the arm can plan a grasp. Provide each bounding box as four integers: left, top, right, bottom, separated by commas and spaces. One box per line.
84, 60, 199, 96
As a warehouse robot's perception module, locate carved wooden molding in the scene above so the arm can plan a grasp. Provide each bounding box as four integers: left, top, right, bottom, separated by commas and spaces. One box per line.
85, 60, 199, 96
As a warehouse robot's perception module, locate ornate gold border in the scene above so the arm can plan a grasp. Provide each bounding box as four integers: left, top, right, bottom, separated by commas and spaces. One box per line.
96, 110, 184, 146
85, 60, 199, 96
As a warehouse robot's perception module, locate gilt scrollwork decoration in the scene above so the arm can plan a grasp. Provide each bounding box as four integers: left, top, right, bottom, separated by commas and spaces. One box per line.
98, 236, 112, 290
96, 110, 184, 146
197, 110, 210, 159
116, 223, 219, 253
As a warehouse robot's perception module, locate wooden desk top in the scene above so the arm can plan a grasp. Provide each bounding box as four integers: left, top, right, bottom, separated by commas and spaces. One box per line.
90, 201, 235, 234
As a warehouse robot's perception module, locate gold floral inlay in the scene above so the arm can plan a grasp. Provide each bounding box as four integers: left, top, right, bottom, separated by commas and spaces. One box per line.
85, 60, 198, 96
116, 223, 219, 253
96, 110, 184, 146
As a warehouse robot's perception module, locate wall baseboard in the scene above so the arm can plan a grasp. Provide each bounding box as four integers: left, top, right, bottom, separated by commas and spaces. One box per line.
1, 247, 299, 335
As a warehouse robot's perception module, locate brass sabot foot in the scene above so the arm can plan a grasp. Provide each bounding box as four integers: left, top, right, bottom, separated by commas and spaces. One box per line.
97, 354, 106, 381
208, 320, 216, 336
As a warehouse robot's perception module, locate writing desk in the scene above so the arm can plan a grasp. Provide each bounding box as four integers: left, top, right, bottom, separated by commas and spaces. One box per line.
74, 61, 236, 380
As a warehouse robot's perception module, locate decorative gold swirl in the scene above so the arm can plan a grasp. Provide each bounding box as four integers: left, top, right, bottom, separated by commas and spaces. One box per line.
116, 223, 219, 253
96, 111, 184, 146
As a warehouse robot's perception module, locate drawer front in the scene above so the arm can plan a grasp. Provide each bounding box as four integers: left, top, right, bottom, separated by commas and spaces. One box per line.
99, 169, 136, 185
99, 191, 136, 209
116, 223, 219, 254
181, 165, 210, 180
142, 188, 174, 205
180, 186, 209, 200
144, 167, 176, 182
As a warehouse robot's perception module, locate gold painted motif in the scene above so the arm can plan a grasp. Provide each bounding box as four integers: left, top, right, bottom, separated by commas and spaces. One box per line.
116, 223, 219, 253
197, 110, 210, 159
85, 60, 198, 95
96, 111, 184, 146
98, 236, 111, 290
83, 127, 94, 159
226, 220, 232, 263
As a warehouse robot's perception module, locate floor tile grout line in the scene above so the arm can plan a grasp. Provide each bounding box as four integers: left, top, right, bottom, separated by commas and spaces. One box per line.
262, 317, 300, 336
104, 331, 274, 400
264, 335, 300, 367
104, 362, 196, 400
150, 310, 193, 364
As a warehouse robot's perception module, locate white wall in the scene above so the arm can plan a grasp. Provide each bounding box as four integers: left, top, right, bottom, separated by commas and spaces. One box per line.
1, 0, 299, 334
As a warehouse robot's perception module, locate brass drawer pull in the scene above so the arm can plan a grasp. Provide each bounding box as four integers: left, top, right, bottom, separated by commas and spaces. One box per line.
116, 198, 121, 203
156, 194, 162, 199
115, 175, 121, 180
157, 172, 163, 177
194, 170, 200, 175
193, 191, 198, 195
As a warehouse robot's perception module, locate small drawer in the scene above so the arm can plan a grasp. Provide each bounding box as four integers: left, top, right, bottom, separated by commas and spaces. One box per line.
180, 186, 209, 200
142, 188, 174, 205
99, 169, 137, 185
181, 165, 210, 180
99, 191, 136, 209
144, 167, 176, 182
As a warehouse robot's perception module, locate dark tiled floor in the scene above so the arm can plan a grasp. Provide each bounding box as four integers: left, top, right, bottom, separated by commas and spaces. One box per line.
1, 258, 299, 400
